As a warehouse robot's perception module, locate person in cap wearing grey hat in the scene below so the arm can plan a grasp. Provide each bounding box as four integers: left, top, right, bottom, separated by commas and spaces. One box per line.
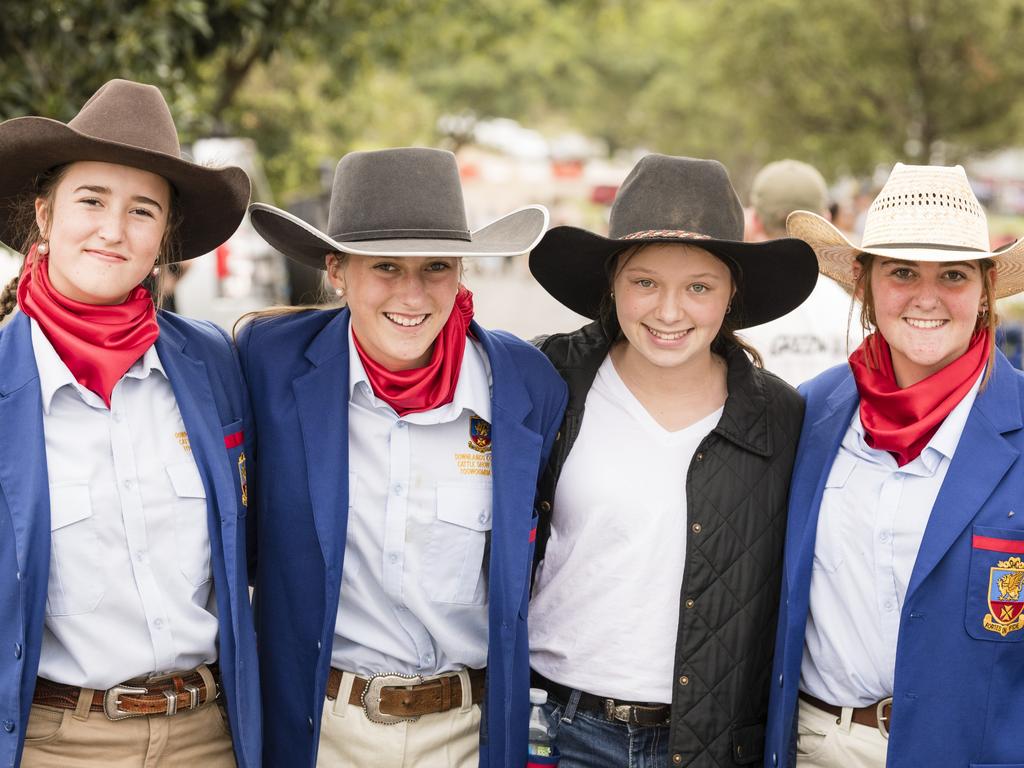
741, 159, 857, 386
526, 154, 819, 767
236, 147, 567, 768
0, 79, 259, 767
766, 163, 1024, 768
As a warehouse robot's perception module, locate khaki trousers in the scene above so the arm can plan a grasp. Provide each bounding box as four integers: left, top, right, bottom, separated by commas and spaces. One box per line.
796, 695, 888, 768
317, 669, 480, 768
21, 674, 235, 768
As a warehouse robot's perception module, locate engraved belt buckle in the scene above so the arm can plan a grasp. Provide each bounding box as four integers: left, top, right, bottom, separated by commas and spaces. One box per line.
103, 684, 148, 721
603, 698, 634, 724
361, 672, 423, 725
876, 696, 893, 740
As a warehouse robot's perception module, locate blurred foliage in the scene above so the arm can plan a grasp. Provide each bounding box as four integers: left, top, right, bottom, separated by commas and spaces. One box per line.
5, 0, 1024, 200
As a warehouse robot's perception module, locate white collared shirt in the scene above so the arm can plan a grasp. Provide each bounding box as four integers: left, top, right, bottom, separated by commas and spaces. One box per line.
800, 373, 983, 706
32, 320, 218, 689
332, 327, 494, 676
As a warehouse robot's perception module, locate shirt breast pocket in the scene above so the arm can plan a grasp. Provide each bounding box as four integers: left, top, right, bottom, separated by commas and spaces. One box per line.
426, 482, 493, 605
813, 453, 857, 574
46, 485, 104, 617
167, 461, 212, 587
965, 525, 1024, 642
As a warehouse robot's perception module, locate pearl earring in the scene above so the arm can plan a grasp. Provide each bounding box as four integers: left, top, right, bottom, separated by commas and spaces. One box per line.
335, 287, 344, 298
37, 240, 49, 256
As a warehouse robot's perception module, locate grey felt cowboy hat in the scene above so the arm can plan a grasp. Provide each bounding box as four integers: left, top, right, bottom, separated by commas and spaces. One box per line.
787, 163, 1024, 299
0, 78, 250, 261
248, 147, 548, 269
529, 154, 819, 329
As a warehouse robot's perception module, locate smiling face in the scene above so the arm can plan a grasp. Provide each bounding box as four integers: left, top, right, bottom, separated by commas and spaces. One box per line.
612, 242, 734, 375
36, 161, 171, 305
327, 253, 462, 371
860, 256, 993, 386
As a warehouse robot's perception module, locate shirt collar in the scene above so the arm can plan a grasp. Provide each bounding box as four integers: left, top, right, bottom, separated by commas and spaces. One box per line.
347, 324, 492, 424
30, 318, 165, 413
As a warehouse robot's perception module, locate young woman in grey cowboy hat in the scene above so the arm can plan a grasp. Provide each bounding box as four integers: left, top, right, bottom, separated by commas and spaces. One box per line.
0, 79, 259, 767
766, 164, 1024, 768
527, 154, 819, 768
237, 147, 567, 768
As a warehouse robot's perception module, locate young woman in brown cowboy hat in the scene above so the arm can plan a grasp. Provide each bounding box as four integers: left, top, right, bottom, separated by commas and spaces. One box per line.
0, 79, 259, 767
526, 154, 819, 767
766, 164, 1024, 768
237, 147, 567, 768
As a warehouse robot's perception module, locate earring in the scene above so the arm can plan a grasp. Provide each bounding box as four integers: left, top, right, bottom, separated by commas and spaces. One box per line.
37, 240, 49, 256
335, 287, 345, 298
726, 303, 733, 315
609, 290, 615, 300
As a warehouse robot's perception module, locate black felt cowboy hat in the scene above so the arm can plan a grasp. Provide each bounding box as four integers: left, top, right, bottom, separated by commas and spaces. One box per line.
529, 154, 819, 328
0, 78, 250, 261
248, 147, 548, 269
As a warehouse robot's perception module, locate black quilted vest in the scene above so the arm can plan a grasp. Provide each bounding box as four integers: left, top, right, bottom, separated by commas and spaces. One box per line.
532, 321, 804, 767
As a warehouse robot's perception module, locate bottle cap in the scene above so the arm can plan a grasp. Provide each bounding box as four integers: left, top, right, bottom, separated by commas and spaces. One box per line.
529, 687, 548, 705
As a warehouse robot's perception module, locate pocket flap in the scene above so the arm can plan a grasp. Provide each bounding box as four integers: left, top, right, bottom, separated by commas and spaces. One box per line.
166, 462, 208, 499
49, 485, 93, 530
731, 721, 765, 765
436, 482, 493, 531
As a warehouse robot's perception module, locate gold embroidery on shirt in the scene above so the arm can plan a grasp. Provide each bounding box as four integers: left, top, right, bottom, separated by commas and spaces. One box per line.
454, 451, 492, 477
176, 431, 191, 453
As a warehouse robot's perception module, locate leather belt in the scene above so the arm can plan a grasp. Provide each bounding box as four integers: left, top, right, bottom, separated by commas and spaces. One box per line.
33, 665, 219, 721
799, 691, 893, 739
327, 667, 486, 725
531, 670, 670, 728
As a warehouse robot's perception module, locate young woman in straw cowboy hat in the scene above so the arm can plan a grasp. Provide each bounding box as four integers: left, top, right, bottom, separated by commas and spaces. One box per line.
237, 147, 567, 768
765, 163, 1024, 768
526, 154, 819, 768
0, 79, 259, 767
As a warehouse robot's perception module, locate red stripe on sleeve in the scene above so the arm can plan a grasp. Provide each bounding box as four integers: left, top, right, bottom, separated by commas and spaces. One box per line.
529, 527, 537, 543
224, 431, 244, 449
972, 534, 1024, 554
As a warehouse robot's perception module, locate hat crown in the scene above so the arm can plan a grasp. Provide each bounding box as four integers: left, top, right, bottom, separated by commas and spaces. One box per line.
608, 155, 744, 241
327, 148, 470, 242
68, 79, 181, 158
862, 163, 990, 253
751, 159, 828, 218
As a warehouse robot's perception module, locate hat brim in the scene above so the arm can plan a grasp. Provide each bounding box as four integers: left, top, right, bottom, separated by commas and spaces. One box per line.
528, 226, 819, 329
249, 202, 549, 269
0, 117, 250, 261
786, 210, 1024, 300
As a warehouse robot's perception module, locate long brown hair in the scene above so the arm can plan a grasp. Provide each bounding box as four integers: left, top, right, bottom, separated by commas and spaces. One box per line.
0, 164, 182, 322
852, 252, 999, 388
598, 242, 764, 367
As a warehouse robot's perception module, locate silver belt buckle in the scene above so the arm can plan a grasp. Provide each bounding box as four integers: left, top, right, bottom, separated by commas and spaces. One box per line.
603, 698, 633, 724
361, 672, 424, 725
103, 684, 148, 721
876, 696, 893, 739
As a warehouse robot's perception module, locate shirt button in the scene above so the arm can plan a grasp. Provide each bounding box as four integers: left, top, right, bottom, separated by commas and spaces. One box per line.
153, 618, 164, 629
393, 484, 405, 496
880, 531, 890, 542
389, 553, 399, 564
685, 599, 695, 609
885, 600, 895, 612
678, 675, 689, 686
135, 551, 147, 563
112, 411, 124, 423
123, 479, 134, 490
2, 720, 13, 733
13, 643, 21, 659
478, 512, 489, 524
396, 421, 407, 429
691, 522, 702, 534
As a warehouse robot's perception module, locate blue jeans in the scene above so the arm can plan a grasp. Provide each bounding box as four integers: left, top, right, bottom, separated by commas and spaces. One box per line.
543, 689, 670, 768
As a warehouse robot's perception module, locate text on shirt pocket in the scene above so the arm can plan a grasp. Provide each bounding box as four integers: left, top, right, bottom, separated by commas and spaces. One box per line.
166, 461, 212, 587
46, 485, 104, 617
426, 481, 493, 605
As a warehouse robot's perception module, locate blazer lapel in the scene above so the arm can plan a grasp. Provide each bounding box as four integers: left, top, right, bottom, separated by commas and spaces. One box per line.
906, 355, 1022, 599
292, 311, 350, 571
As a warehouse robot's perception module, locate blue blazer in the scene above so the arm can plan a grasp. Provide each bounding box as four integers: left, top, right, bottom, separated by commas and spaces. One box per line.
237, 308, 567, 768
765, 351, 1024, 768
0, 311, 260, 768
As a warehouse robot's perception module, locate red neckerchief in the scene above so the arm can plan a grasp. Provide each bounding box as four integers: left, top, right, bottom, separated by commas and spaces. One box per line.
849, 329, 988, 466
17, 245, 159, 408
352, 285, 475, 417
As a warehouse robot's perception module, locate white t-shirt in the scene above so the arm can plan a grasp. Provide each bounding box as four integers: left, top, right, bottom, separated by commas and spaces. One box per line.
529, 354, 722, 703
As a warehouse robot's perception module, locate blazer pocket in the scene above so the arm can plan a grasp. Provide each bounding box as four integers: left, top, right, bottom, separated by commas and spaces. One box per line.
167, 461, 212, 587
964, 525, 1024, 642
47, 485, 104, 617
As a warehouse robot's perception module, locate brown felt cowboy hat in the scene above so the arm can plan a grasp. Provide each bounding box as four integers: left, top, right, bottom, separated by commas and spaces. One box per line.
529, 154, 819, 329
0, 78, 250, 261
249, 147, 548, 269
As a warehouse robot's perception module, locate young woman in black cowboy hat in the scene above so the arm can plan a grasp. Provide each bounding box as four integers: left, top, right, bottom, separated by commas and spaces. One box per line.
237, 147, 567, 768
527, 154, 819, 768
0, 80, 259, 767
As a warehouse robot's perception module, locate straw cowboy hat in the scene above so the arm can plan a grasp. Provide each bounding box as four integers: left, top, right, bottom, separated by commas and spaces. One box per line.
787, 163, 1024, 299
529, 154, 818, 328
249, 147, 548, 269
0, 78, 250, 260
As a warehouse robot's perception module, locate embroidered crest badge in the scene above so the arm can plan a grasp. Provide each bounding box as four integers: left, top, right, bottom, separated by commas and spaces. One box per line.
469, 416, 492, 453
983, 556, 1024, 636
238, 452, 248, 508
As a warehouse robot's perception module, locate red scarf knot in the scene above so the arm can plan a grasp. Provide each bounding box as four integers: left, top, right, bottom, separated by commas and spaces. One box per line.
849, 328, 989, 466
352, 285, 475, 417
17, 244, 160, 408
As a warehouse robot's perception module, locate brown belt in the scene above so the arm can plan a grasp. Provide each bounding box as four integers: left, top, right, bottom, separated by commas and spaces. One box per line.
327, 667, 485, 724
799, 691, 893, 738
33, 665, 219, 721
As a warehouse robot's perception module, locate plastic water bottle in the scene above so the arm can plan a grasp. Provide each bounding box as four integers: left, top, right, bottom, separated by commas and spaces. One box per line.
527, 687, 557, 762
